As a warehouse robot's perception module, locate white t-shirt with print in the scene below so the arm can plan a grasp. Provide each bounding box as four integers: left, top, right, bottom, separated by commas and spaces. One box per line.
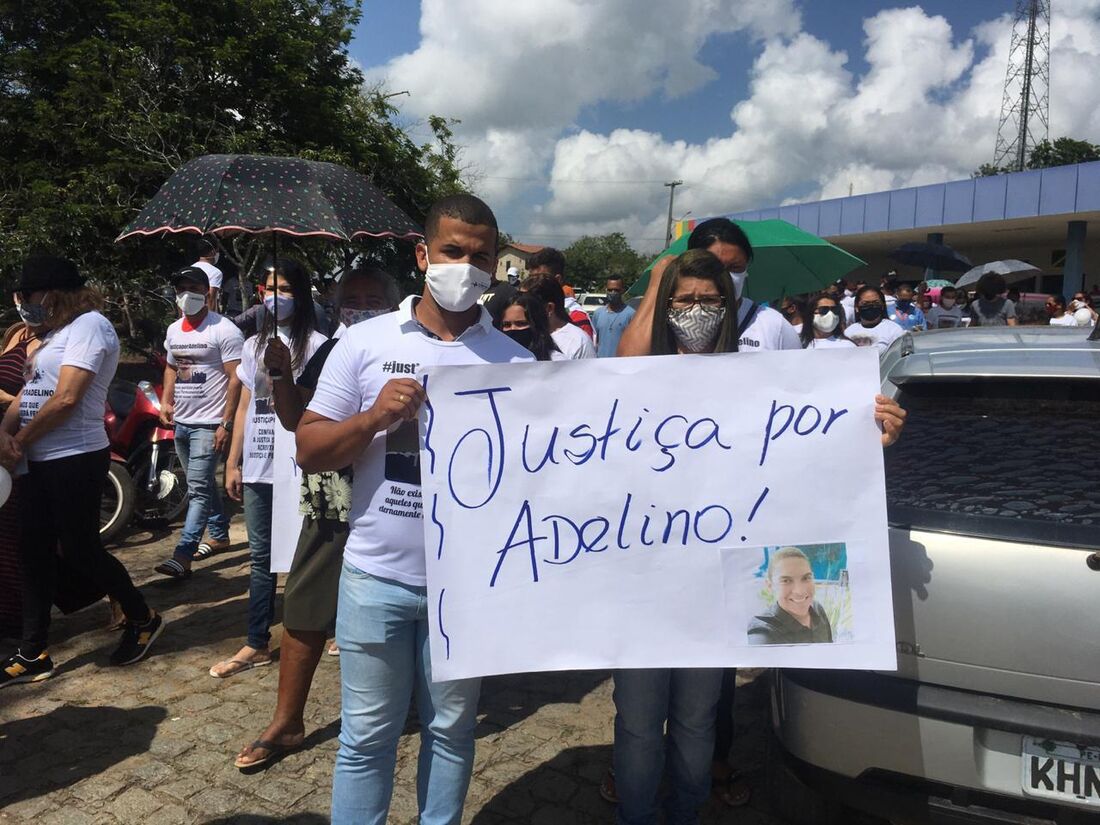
736, 301, 803, 352
807, 335, 856, 349
19, 311, 119, 462
164, 312, 244, 425
237, 328, 327, 484
552, 321, 596, 359
840, 295, 856, 324
926, 305, 965, 329
192, 260, 224, 290
306, 296, 534, 587
845, 319, 905, 352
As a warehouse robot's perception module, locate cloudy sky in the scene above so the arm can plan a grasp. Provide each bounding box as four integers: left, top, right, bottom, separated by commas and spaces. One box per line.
350, 0, 1100, 252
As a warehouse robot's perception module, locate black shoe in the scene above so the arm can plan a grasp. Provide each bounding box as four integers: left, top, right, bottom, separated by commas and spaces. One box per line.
110, 611, 165, 666
1, 651, 55, 687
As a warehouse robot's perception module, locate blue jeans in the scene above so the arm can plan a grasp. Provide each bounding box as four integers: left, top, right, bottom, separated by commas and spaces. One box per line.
613, 668, 723, 825
331, 564, 480, 825
243, 482, 275, 650
173, 423, 229, 560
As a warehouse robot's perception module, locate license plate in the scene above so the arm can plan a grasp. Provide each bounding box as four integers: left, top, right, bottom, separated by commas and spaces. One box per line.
1022, 735, 1100, 807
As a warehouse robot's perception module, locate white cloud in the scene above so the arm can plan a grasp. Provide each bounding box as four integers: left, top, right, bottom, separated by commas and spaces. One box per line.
364, 1, 1100, 250
365, 0, 802, 201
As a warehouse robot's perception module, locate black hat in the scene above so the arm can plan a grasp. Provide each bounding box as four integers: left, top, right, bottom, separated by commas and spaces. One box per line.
171, 266, 210, 290
18, 255, 85, 293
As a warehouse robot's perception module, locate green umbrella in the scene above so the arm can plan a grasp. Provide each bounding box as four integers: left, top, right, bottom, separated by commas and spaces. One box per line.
627, 219, 865, 303
923, 278, 954, 288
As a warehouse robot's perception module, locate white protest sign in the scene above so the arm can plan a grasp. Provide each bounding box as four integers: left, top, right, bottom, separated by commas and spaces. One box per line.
271, 423, 304, 573
419, 348, 896, 681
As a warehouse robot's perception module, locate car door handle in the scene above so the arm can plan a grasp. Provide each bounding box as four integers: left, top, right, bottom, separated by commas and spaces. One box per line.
1088, 552, 1100, 571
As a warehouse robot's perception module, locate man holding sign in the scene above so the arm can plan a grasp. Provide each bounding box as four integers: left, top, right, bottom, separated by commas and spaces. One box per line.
295, 195, 532, 824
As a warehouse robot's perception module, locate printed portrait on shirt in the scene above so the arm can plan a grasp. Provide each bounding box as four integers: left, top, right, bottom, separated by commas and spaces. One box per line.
174, 355, 208, 385
385, 419, 421, 485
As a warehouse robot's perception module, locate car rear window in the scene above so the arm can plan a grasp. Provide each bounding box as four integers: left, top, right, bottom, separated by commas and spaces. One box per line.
885, 379, 1100, 547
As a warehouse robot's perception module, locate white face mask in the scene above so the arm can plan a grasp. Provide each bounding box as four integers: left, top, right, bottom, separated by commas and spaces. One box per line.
812, 308, 840, 334
730, 270, 747, 300
176, 291, 206, 317
424, 249, 491, 312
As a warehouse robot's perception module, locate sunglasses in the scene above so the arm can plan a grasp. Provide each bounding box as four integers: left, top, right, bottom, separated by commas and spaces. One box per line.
814, 306, 839, 316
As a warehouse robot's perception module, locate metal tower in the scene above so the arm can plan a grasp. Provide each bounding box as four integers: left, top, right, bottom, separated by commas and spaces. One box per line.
993, 0, 1051, 172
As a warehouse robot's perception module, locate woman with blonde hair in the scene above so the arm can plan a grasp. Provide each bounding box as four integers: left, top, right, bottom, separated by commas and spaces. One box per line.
0, 256, 163, 686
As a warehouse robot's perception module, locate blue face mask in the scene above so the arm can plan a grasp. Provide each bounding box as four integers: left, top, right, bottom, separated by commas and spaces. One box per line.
263, 293, 295, 320
16, 300, 46, 327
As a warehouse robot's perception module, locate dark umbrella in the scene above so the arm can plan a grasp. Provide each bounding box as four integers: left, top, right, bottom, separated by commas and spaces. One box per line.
888, 242, 971, 272
117, 154, 422, 334
116, 154, 422, 242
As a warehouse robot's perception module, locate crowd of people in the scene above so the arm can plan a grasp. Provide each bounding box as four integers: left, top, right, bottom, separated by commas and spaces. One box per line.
17, 193, 1096, 824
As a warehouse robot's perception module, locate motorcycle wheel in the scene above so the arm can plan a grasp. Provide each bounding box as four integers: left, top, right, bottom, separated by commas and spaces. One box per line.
101, 461, 137, 545
132, 441, 189, 525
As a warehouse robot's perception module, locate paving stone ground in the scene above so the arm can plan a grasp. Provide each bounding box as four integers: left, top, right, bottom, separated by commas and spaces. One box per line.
0, 514, 791, 825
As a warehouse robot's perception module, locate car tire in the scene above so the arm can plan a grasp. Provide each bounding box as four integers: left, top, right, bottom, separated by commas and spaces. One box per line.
764, 726, 844, 825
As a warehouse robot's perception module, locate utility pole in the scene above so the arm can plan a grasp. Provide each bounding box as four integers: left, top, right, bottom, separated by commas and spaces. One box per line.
664, 180, 683, 248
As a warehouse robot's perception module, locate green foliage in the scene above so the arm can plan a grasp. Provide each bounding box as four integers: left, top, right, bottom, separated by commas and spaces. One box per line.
562, 232, 648, 291
1027, 137, 1100, 169
0, 0, 463, 345
973, 135, 1100, 177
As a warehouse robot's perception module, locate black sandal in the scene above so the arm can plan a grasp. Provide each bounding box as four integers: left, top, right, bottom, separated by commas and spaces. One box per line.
154, 558, 191, 579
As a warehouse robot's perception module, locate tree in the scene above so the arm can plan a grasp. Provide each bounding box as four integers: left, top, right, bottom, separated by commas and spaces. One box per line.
0, 0, 463, 343
973, 135, 1100, 177
1027, 137, 1100, 169
562, 233, 648, 291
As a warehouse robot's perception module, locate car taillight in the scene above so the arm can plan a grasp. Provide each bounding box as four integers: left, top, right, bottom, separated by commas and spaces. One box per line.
138, 380, 161, 411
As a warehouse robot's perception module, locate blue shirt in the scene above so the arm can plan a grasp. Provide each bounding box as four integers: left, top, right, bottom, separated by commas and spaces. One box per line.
591, 304, 635, 357
889, 304, 926, 331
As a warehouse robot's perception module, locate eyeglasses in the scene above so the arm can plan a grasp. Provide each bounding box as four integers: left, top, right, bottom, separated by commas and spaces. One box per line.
669, 295, 725, 310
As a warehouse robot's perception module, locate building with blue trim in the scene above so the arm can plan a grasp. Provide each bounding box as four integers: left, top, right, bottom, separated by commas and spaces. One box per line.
718, 161, 1098, 295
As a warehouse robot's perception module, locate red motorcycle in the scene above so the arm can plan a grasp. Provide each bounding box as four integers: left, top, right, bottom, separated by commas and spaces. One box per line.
100, 353, 188, 544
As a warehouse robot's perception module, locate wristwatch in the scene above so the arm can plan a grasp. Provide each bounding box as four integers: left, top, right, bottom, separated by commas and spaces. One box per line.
220, 419, 233, 433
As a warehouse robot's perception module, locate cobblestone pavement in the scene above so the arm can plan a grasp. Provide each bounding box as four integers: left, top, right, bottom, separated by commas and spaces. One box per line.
0, 514, 790, 825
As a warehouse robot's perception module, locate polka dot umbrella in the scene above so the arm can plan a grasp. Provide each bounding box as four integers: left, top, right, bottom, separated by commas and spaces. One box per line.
116, 154, 422, 242
117, 154, 423, 332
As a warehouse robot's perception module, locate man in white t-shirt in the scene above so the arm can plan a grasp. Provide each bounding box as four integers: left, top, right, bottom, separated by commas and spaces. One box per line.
154, 266, 244, 578
192, 239, 224, 312
617, 218, 802, 356
296, 194, 532, 824
525, 275, 596, 359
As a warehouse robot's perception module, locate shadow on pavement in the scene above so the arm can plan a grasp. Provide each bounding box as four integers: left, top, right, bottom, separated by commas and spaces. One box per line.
474, 670, 609, 739
0, 704, 167, 806
202, 816, 329, 824
470, 743, 612, 824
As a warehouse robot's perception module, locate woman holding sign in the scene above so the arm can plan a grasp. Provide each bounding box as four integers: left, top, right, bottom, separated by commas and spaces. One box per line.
210, 260, 327, 679
608, 249, 740, 823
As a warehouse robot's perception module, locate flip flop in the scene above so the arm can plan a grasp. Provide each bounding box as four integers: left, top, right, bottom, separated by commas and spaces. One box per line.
327, 643, 340, 656
195, 539, 230, 560
154, 558, 192, 579
234, 738, 299, 770
209, 657, 271, 678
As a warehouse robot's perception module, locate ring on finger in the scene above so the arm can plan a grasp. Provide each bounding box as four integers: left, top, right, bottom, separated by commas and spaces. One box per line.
398, 393, 407, 403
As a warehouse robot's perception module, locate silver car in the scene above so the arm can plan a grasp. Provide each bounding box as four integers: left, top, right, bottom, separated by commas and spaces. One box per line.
767, 326, 1100, 824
